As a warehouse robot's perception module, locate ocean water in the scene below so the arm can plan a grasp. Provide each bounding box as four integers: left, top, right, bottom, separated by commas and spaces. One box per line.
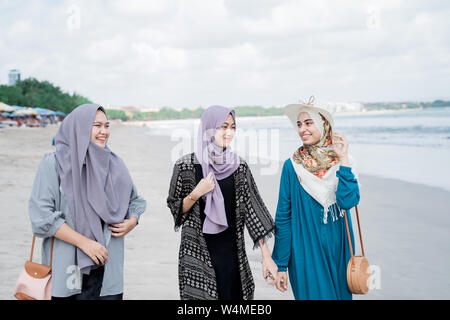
145, 107, 450, 192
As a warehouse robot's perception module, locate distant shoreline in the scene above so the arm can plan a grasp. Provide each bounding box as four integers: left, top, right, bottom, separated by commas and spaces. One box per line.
116, 106, 450, 125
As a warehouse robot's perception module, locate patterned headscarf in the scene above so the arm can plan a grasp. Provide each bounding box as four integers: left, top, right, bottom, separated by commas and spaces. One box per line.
292, 112, 340, 178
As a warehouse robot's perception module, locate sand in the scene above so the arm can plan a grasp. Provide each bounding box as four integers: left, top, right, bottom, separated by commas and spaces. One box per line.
0, 123, 449, 300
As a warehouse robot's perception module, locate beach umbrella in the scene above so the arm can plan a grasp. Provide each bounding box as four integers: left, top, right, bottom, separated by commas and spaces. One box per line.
5, 113, 20, 117
11, 105, 26, 111
14, 108, 38, 116
33, 107, 55, 115
0, 102, 15, 112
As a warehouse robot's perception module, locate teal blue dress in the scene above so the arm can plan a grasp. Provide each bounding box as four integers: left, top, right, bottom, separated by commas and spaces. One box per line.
272, 158, 359, 300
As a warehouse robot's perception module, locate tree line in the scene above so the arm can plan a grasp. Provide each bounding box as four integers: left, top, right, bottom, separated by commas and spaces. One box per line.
0, 78, 91, 114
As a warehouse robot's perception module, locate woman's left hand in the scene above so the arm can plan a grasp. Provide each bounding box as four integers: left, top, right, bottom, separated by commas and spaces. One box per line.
262, 257, 279, 286
109, 217, 138, 237
332, 132, 349, 165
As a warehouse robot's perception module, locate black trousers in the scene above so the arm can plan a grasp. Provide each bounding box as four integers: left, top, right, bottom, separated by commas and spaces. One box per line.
52, 266, 123, 300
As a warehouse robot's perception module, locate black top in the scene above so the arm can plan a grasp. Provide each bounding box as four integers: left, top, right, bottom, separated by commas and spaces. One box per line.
194, 163, 243, 300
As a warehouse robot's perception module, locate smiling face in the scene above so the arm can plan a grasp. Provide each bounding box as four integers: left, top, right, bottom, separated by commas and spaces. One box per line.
214, 113, 236, 148
90, 109, 110, 148
297, 112, 322, 146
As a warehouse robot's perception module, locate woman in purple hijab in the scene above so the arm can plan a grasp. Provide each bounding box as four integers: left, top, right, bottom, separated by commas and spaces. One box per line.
28, 104, 146, 300
167, 105, 278, 300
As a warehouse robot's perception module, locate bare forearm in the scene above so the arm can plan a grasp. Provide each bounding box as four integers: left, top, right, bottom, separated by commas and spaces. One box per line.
181, 191, 201, 213
182, 172, 214, 214
259, 239, 271, 260
55, 223, 109, 264
54, 223, 87, 248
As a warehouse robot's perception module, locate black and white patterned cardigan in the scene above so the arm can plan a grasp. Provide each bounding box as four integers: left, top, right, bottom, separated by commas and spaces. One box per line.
167, 153, 276, 300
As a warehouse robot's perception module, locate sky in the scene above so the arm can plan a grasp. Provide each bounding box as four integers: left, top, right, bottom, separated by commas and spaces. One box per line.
1, 0, 449, 108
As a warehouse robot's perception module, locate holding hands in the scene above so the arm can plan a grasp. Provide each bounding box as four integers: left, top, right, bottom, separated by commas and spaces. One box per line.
275, 271, 288, 292
259, 240, 282, 289
262, 256, 278, 287
262, 264, 289, 293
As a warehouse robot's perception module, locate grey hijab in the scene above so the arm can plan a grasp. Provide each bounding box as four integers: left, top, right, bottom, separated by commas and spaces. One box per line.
54, 104, 133, 274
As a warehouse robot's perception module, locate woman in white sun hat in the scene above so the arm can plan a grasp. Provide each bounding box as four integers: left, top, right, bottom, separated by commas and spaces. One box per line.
271, 96, 360, 300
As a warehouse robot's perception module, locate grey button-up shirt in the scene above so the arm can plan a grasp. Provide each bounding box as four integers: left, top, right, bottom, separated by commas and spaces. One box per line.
29, 152, 146, 298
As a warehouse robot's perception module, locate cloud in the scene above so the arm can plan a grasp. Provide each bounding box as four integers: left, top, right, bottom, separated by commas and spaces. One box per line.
111, 0, 176, 17
131, 42, 188, 70
0, 0, 449, 107
84, 35, 130, 63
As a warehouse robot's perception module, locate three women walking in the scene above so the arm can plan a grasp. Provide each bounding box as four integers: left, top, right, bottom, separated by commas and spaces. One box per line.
26, 99, 361, 300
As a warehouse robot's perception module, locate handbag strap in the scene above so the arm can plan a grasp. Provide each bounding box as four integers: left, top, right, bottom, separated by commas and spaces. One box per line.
29, 236, 55, 267
28, 153, 59, 268
343, 205, 365, 266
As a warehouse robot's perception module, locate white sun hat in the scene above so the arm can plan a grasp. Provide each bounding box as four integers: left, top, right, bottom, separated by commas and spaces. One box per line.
283, 96, 335, 133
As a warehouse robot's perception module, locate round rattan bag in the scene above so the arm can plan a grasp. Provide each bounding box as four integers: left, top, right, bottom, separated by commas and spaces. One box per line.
344, 206, 370, 294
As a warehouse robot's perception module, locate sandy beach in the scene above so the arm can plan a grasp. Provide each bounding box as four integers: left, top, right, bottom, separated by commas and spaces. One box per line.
1, 123, 449, 300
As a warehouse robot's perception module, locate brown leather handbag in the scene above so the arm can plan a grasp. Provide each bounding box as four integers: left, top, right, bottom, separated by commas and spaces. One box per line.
343, 206, 370, 294
13, 236, 54, 300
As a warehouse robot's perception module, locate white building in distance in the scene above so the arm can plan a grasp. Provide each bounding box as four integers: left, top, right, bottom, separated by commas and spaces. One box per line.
8, 69, 21, 85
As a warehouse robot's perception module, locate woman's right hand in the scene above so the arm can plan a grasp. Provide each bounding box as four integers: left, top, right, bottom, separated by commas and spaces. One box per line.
192, 172, 215, 198
275, 271, 288, 292
79, 238, 109, 265
54, 223, 109, 265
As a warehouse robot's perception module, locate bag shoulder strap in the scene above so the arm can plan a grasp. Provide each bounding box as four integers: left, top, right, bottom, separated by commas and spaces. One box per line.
29, 236, 54, 267
29, 152, 59, 267
343, 205, 365, 265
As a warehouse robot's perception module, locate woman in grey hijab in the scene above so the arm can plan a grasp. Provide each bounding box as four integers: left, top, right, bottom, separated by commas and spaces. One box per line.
167, 105, 277, 300
28, 104, 146, 300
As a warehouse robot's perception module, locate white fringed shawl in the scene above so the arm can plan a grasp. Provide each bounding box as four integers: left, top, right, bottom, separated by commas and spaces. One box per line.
291, 155, 358, 224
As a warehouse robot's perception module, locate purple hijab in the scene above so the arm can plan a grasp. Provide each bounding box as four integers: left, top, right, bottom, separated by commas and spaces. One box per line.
54, 104, 133, 274
195, 105, 240, 234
